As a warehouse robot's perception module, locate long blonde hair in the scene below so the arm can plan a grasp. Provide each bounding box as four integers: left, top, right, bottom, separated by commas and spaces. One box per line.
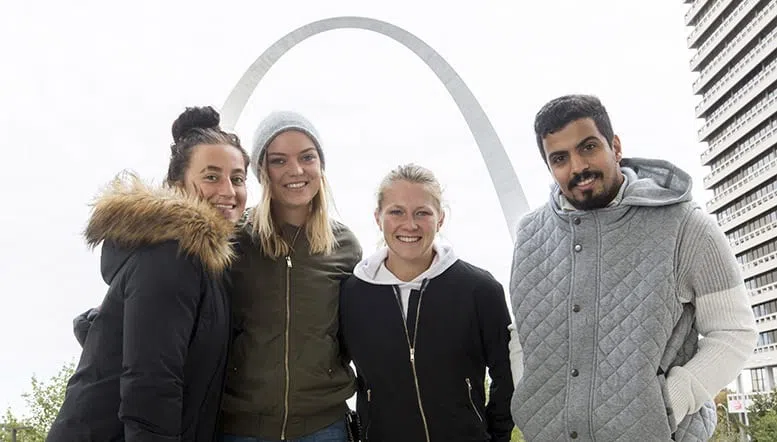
249, 157, 337, 258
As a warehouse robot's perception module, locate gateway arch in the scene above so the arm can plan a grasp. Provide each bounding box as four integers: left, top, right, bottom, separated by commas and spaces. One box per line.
221, 16, 529, 239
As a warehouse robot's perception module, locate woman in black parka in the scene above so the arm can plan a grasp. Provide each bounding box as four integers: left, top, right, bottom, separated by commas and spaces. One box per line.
47, 107, 249, 442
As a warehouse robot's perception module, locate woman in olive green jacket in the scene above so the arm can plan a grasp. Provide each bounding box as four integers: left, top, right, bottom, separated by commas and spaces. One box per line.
222, 111, 361, 442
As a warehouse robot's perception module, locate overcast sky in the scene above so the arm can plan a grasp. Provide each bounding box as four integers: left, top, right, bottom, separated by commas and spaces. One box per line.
0, 0, 705, 413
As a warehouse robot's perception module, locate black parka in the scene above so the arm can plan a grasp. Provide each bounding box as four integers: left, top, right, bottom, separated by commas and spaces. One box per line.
48, 176, 236, 442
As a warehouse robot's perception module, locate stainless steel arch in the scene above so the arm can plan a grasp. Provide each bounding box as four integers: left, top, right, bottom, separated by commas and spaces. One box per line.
221, 16, 529, 239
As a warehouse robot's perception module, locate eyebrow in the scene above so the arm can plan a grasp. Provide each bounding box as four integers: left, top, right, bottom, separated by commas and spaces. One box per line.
267, 147, 317, 156
199, 166, 245, 174
575, 136, 599, 150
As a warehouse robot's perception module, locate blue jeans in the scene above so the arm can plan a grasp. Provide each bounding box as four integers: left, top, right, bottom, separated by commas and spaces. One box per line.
222, 419, 347, 442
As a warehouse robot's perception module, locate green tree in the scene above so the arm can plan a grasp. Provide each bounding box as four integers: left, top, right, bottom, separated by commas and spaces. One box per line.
747, 389, 777, 442
750, 410, 777, 442
0, 361, 74, 442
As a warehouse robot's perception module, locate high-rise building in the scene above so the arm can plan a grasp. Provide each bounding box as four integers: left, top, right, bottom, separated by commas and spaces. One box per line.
684, 0, 777, 418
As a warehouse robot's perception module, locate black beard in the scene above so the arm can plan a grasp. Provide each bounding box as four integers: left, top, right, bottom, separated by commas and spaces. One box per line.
567, 176, 621, 211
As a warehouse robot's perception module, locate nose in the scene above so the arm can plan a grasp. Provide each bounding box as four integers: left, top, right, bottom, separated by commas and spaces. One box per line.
289, 159, 304, 176
218, 179, 236, 198
569, 152, 589, 175
405, 213, 419, 230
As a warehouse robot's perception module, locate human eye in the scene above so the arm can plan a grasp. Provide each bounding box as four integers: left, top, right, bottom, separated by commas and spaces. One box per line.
269, 158, 285, 166
388, 209, 403, 216
550, 154, 566, 165
301, 153, 317, 162
232, 175, 246, 186
204, 174, 219, 182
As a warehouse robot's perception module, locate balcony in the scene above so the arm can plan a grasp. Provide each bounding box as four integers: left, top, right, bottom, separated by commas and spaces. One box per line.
757, 311, 777, 333
707, 157, 777, 213
700, 91, 777, 164
718, 187, 777, 232
690, 0, 759, 71
693, 1, 777, 94
752, 281, 777, 306
743, 250, 777, 280
688, 0, 730, 45
733, 221, 777, 255
704, 121, 777, 188
695, 27, 777, 117
697, 62, 777, 140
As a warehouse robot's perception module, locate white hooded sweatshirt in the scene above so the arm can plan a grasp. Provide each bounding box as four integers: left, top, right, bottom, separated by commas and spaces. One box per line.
352, 241, 458, 319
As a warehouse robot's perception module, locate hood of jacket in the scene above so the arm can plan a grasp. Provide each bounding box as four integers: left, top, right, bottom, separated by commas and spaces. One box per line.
353, 241, 458, 289
84, 173, 235, 282
551, 157, 694, 211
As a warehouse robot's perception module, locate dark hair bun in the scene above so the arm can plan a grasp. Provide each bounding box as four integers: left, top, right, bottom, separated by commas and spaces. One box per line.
171, 106, 221, 143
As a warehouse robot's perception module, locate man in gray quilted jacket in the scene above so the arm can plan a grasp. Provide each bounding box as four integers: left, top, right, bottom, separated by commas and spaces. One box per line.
508, 94, 757, 442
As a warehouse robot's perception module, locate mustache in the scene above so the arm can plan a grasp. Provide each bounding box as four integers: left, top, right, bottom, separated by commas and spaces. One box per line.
568, 170, 603, 190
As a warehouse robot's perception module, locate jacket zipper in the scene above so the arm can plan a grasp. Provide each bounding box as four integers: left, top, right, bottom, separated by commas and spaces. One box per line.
365, 388, 372, 441
281, 255, 292, 439
465, 378, 484, 423
393, 281, 431, 442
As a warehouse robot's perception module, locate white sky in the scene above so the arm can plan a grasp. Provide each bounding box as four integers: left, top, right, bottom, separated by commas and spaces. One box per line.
0, 0, 706, 413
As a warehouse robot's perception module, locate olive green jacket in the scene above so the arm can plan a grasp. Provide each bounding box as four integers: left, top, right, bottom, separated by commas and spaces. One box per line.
221, 221, 362, 439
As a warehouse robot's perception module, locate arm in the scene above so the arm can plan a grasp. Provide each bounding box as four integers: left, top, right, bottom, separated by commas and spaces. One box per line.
73, 307, 99, 347
666, 209, 758, 418
508, 321, 523, 386
475, 277, 515, 442
119, 242, 203, 442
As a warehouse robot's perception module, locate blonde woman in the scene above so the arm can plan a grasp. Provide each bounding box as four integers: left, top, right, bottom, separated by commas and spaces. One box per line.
339, 164, 514, 442
222, 111, 362, 442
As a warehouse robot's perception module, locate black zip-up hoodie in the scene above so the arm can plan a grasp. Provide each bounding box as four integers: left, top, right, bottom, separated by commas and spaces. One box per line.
48, 175, 234, 442
339, 243, 514, 442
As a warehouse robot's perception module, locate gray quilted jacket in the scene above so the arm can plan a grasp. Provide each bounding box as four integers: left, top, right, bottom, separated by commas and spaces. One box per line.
510, 158, 719, 442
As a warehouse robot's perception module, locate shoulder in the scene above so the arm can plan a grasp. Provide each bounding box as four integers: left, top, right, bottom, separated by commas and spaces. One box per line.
447, 260, 504, 296
123, 241, 204, 283
515, 204, 554, 236
332, 220, 362, 260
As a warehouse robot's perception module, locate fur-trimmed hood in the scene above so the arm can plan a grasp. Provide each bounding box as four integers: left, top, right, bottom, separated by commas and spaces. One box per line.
84, 173, 235, 278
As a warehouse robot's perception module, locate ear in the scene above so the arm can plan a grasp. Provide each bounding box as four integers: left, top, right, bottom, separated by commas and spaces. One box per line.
374, 208, 382, 231
437, 210, 446, 231
612, 135, 623, 162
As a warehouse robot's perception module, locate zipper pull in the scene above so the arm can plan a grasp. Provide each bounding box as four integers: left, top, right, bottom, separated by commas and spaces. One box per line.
410, 347, 415, 362
367, 389, 372, 402
466, 378, 472, 390
286, 256, 292, 268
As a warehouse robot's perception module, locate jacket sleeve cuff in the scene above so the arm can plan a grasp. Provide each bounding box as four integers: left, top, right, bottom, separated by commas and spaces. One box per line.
666, 367, 693, 419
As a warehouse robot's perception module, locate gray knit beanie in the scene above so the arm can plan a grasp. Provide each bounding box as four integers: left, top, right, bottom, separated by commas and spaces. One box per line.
251, 110, 324, 177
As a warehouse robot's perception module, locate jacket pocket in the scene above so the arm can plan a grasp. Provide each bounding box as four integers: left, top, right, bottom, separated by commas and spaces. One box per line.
657, 372, 679, 433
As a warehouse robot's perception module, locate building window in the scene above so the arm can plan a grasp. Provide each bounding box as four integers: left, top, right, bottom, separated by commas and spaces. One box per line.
752, 367, 767, 392
753, 299, 777, 318
757, 329, 777, 346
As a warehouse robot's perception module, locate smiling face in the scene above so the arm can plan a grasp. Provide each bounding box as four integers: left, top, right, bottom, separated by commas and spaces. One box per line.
264, 130, 322, 218
375, 179, 444, 266
542, 118, 624, 210
182, 143, 248, 222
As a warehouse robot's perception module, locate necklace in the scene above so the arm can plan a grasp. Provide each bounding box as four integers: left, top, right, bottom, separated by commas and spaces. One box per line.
285, 225, 303, 268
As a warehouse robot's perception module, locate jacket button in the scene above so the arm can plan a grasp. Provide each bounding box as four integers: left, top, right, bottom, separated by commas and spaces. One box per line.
571, 369, 579, 377
574, 244, 582, 252
570, 431, 578, 438
573, 217, 581, 225
572, 304, 581, 312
